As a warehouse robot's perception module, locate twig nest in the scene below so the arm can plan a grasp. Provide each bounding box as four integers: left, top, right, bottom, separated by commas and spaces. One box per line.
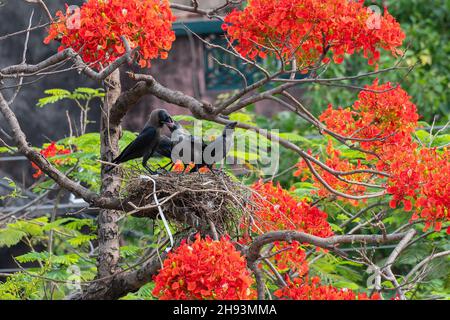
122, 171, 250, 235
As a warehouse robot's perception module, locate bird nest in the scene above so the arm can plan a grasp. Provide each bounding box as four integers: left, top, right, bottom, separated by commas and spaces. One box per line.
121, 170, 252, 236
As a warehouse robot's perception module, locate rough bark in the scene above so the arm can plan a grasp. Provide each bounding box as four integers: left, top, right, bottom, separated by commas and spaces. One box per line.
97, 69, 122, 280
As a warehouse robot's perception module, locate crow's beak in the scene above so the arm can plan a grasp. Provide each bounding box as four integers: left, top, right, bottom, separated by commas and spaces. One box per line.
164, 119, 175, 130
227, 121, 238, 129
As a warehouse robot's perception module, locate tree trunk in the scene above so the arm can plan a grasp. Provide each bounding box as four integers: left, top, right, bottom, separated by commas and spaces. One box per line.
97, 69, 122, 279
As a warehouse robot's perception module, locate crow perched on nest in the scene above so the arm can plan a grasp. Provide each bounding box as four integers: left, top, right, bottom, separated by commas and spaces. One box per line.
105, 109, 175, 173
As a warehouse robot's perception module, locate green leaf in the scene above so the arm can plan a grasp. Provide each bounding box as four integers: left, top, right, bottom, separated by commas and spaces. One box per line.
0, 228, 27, 247
432, 134, 450, 147
119, 131, 138, 149
43, 89, 71, 96
67, 234, 97, 247
64, 218, 95, 231
50, 254, 80, 266
332, 281, 360, 290
415, 130, 431, 144
0, 147, 17, 154
74, 87, 105, 97
172, 115, 197, 122
230, 150, 259, 161
60, 133, 100, 154
0, 177, 23, 200
329, 223, 343, 233
292, 182, 318, 190
36, 89, 71, 107
229, 112, 256, 125
336, 213, 350, 221
15, 251, 49, 264
278, 132, 310, 143
120, 245, 142, 259
5, 217, 48, 238
337, 148, 366, 159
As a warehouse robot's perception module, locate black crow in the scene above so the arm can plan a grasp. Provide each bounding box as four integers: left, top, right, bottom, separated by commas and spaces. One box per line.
202, 121, 237, 171
105, 109, 175, 173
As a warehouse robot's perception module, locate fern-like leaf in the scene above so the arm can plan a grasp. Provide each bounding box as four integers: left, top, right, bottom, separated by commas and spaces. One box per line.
0, 229, 27, 247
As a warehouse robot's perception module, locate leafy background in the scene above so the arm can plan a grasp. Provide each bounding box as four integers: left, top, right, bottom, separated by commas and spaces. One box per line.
0, 0, 449, 300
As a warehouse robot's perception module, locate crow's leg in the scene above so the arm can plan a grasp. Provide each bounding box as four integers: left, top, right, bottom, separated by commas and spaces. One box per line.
205, 164, 218, 175
155, 166, 168, 175
154, 164, 165, 174
142, 153, 156, 175
166, 162, 175, 171
159, 161, 173, 171
187, 164, 198, 173
143, 164, 156, 175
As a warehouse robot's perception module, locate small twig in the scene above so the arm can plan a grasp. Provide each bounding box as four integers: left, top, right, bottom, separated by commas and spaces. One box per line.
141, 175, 174, 250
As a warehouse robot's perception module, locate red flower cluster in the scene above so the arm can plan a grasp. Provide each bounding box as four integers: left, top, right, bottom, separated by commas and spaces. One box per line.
223, 0, 404, 67
274, 276, 380, 300
301, 79, 449, 232
152, 235, 256, 300
31, 142, 71, 178
250, 180, 333, 238
44, 0, 176, 68
320, 80, 419, 152
294, 140, 374, 206
245, 180, 333, 272
387, 147, 450, 233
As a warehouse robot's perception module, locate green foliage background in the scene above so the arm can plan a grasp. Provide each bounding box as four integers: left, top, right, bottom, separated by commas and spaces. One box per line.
0, 0, 448, 300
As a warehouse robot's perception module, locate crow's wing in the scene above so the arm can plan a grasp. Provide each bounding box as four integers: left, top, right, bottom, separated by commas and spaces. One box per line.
113, 126, 157, 164
154, 135, 173, 159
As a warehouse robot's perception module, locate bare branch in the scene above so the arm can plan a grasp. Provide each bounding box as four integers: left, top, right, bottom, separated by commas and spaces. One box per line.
245, 230, 409, 265
0, 91, 124, 210
1, 40, 138, 82
403, 250, 450, 286
382, 229, 416, 300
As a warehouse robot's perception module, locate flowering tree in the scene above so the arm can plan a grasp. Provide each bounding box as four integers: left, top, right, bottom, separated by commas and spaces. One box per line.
0, 0, 448, 300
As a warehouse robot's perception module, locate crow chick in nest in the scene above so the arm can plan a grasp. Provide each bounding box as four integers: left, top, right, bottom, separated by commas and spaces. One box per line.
169, 121, 237, 172
201, 121, 237, 172
105, 109, 175, 174
170, 121, 205, 172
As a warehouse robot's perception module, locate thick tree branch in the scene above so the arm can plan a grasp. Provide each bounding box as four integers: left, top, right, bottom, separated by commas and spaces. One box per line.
170, 1, 242, 19
126, 72, 214, 117
245, 230, 409, 265
69, 243, 172, 300
1, 43, 138, 82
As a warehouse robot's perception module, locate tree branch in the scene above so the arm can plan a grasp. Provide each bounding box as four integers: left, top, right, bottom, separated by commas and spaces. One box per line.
245, 230, 409, 265
1, 42, 138, 82
0, 91, 123, 210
